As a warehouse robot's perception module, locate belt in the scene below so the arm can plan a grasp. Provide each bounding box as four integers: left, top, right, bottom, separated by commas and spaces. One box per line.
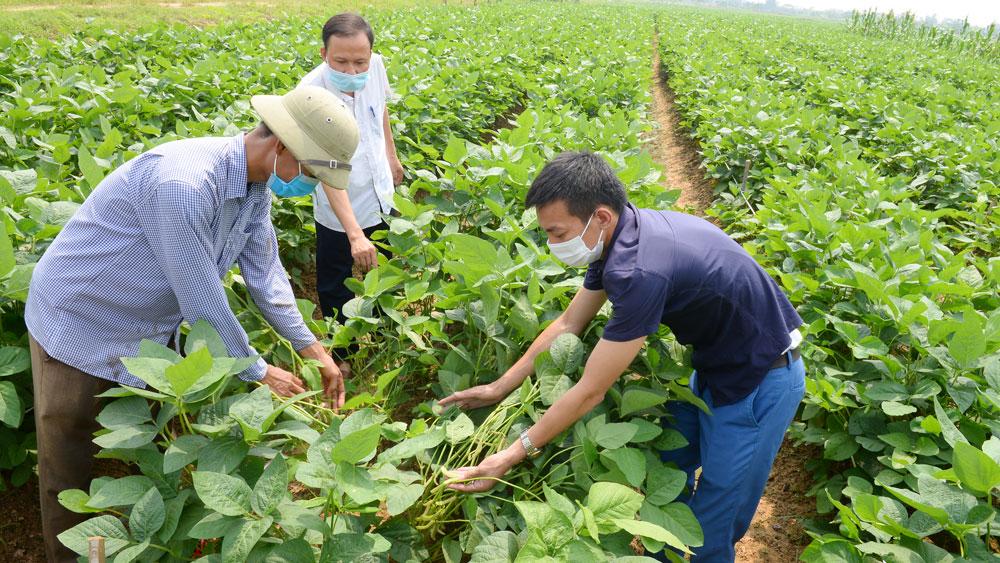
770, 347, 801, 369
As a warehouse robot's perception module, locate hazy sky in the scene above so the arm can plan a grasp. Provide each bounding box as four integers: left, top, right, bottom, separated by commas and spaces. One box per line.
758, 0, 1000, 26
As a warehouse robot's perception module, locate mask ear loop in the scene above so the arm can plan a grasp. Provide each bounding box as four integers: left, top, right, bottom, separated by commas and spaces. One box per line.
583, 212, 603, 251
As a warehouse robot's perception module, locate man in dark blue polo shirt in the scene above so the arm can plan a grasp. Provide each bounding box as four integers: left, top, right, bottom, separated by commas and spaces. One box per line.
440, 151, 805, 562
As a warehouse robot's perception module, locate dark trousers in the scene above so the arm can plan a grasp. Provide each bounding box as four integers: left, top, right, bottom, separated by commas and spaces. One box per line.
316, 221, 390, 359
29, 336, 114, 563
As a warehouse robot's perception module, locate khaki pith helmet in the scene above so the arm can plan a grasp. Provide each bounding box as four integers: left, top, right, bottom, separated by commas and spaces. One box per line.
251, 85, 360, 189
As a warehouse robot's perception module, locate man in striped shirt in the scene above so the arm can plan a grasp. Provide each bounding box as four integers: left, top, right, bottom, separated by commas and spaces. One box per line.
24, 86, 357, 562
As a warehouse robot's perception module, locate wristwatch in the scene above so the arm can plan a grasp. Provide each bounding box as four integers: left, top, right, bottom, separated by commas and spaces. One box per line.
519, 430, 542, 459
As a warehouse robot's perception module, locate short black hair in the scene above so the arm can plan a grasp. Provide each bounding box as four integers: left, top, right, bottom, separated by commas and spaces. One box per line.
255, 121, 273, 138
322, 13, 374, 49
525, 151, 627, 221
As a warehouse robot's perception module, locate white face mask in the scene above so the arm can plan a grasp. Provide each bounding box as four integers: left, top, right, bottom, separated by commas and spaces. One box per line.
548, 212, 605, 267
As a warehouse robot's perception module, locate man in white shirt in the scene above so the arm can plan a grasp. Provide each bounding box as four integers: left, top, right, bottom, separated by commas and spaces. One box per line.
298, 13, 404, 369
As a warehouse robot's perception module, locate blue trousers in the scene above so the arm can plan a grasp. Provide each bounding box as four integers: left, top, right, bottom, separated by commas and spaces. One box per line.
656, 354, 805, 562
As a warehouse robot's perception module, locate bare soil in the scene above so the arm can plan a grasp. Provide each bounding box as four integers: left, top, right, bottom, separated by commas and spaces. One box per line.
649, 34, 715, 215
735, 439, 818, 562
0, 476, 46, 562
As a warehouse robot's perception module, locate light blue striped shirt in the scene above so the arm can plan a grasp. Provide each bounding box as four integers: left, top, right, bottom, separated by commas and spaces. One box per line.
25, 134, 316, 386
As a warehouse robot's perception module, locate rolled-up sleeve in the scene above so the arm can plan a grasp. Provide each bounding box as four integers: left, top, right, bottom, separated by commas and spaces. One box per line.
237, 201, 317, 352
136, 181, 266, 381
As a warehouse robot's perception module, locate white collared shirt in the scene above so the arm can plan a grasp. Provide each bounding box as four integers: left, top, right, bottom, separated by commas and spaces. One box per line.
299, 54, 394, 231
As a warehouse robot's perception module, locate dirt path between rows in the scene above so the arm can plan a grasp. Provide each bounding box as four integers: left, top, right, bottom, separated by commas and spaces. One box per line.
648, 33, 815, 562
648, 34, 714, 214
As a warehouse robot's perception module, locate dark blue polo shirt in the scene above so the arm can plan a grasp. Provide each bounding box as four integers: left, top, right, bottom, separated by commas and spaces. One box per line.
584, 203, 802, 406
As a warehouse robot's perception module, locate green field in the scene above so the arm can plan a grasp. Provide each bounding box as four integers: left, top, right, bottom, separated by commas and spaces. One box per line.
1, 1, 998, 561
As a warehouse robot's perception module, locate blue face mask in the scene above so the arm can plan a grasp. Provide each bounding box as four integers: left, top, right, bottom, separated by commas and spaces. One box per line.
266, 155, 319, 198
326, 65, 369, 92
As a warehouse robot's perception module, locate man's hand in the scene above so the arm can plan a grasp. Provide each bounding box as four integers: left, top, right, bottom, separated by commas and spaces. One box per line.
444, 449, 521, 493
438, 382, 508, 411
349, 233, 378, 273
299, 341, 346, 409
261, 364, 306, 397
389, 153, 404, 186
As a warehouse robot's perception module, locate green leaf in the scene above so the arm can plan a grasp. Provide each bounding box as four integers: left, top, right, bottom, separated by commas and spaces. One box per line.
549, 333, 585, 374
337, 462, 380, 504
580, 506, 600, 543
193, 471, 252, 516
120, 357, 174, 394
855, 542, 924, 563
129, 487, 165, 541
594, 422, 639, 450
230, 385, 274, 439
586, 482, 644, 533
157, 489, 190, 542
600, 447, 647, 487
165, 346, 213, 396
189, 513, 239, 539
251, 454, 288, 516
824, 432, 860, 461
613, 518, 691, 554
78, 146, 106, 187
0, 381, 22, 427
96, 396, 152, 430
385, 483, 424, 516
329, 423, 381, 464
87, 476, 156, 509
641, 502, 703, 548
514, 501, 575, 551
163, 434, 209, 473
113, 540, 150, 563
198, 436, 249, 474
621, 388, 669, 416
58, 489, 101, 514
93, 424, 157, 449
881, 401, 916, 417
800, 540, 863, 563
445, 413, 475, 444
0, 169, 36, 194
320, 532, 391, 561
58, 516, 130, 556
952, 441, 1000, 496
933, 397, 968, 447
185, 319, 229, 357
645, 465, 687, 506
378, 428, 445, 463
587, 416, 639, 450
443, 136, 467, 165
542, 482, 576, 520
267, 538, 316, 563
538, 373, 573, 406
0, 228, 14, 279
948, 313, 986, 368
222, 516, 272, 563
885, 476, 962, 526
138, 339, 182, 363
0, 346, 30, 376
0, 125, 14, 151
470, 530, 518, 563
